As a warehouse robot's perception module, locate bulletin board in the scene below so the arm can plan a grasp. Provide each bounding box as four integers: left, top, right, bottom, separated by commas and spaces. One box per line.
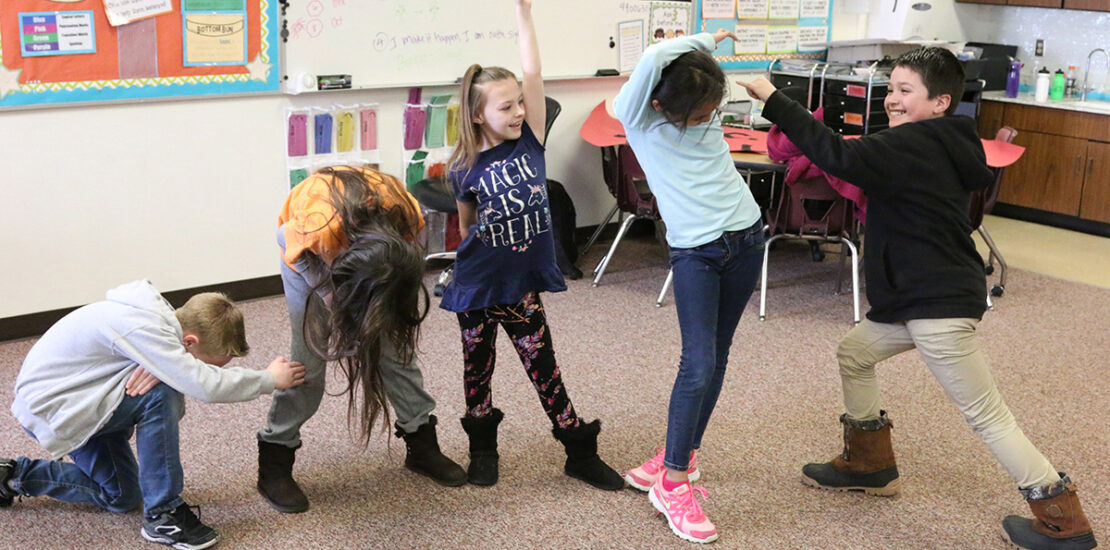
0, 0, 280, 109
695, 0, 831, 70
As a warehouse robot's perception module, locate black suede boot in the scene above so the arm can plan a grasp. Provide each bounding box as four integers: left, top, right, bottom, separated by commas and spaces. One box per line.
396, 415, 467, 487
0, 458, 19, 507
552, 420, 624, 491
460, 408, 503, 486
257, 441, 309, 513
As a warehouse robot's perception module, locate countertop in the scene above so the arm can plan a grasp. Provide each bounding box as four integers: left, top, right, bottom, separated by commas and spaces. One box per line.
982, 90, 1110, 116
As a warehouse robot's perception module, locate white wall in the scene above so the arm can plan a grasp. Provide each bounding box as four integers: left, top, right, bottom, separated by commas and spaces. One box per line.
1, 2, 864, 319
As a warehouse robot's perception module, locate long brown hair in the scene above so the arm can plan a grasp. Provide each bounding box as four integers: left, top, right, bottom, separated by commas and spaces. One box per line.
448, 64, 518, 178
302, 165, 428, 444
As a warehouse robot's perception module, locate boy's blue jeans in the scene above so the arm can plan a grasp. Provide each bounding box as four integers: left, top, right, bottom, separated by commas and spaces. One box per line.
664, 222, 764, 472
11, 383, 186, 516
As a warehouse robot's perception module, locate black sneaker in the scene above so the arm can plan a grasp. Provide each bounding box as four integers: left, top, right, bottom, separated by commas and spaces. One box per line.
0, 458, 18, 507
141, 503, 220, 550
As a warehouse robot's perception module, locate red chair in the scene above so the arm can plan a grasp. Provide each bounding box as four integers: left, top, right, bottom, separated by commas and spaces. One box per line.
587, 144, 667, 289
758, 175, 861, 324
971, 126, 1017, 299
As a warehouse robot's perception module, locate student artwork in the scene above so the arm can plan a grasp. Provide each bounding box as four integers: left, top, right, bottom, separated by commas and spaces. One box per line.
285, 103, 380, 189
648, 1, 693, 45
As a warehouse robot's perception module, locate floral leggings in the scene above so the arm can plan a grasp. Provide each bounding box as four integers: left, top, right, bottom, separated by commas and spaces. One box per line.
457, 292, 579, 429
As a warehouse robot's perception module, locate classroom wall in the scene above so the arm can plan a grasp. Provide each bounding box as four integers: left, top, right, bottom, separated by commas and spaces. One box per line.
1, 5, 863, 320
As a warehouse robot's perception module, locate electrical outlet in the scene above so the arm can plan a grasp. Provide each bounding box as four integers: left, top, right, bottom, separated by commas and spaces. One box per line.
1035, 39, 1045, 57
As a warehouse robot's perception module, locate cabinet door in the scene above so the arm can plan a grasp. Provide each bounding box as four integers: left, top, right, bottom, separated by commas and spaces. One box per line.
999, 131, 1086, 215
955, 0, 1007, 4
978, 101, 1005, 139
1064, 0, 1110, 10
1007, 0, 1062, 5
1079, 141, 1110, 223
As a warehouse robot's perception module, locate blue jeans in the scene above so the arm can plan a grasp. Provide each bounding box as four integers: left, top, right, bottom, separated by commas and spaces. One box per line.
664, 222, 764, 471
11, 383, 186, 516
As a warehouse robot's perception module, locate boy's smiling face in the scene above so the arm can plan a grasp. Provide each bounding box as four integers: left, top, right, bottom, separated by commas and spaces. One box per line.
885, 66, 950, 127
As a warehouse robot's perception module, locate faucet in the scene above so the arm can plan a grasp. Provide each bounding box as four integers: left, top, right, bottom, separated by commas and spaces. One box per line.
1081, 48, 1109, 102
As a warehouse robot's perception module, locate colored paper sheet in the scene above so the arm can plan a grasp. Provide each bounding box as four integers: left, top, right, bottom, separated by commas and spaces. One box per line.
314, 113, 333, 154
768, 0, 800, 19
424, 94, 451, 149
289, 167, 308, 189
406, 150, 429, 190
404, 104, 427, 150
287, 113, 308, 156
117, 16, 158, 79
723, 128, 768, 154
183, 12, 246, 64
799, 0, 830, 17
735, 25, 767, 54
737, 0, 769, 19
982, 139, 1025, 168
702, 0, 737, 19
360, 108, 378, 151
335, 110, 356, 152
446, 104, 460, 147
618, 20, 644, 73
103, 0, 172, 27
648, 1, 692, 44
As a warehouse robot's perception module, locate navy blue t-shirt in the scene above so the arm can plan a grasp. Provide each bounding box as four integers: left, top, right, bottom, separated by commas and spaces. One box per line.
440, 122, 566, 312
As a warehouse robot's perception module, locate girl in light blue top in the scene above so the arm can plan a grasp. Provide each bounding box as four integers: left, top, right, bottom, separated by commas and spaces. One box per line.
614, 30, 763, 544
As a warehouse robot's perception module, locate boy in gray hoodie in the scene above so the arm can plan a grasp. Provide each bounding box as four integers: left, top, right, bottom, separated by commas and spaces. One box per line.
1, 280, 305, 550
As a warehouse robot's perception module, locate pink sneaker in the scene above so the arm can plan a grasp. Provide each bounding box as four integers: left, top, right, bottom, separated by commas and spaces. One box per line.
624, 447, 700, 492
649, 477, 718, 544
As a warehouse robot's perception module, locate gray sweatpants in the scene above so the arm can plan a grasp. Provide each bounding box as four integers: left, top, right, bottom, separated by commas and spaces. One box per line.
838, 317, 1058, 489
258, 226, 436, 448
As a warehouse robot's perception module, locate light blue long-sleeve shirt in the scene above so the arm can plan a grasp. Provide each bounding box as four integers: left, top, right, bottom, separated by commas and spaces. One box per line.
613, 33, 761, 249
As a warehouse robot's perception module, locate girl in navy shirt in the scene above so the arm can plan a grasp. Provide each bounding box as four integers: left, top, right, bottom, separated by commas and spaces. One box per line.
441, 0, 621, 491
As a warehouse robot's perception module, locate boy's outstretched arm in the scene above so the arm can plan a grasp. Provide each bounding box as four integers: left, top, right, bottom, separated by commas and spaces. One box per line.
516, 0, 546, 144
126, 358, 305, 396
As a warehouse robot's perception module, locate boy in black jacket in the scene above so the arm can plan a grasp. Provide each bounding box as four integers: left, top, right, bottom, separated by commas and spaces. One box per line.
740, 47, 1097, 550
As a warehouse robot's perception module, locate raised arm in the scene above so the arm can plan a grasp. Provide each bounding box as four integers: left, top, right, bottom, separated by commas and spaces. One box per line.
613, 31, 734, 130
516, 0, 546, 145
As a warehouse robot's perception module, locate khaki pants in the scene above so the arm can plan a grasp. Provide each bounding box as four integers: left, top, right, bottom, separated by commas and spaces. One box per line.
838, 317, 1058, 489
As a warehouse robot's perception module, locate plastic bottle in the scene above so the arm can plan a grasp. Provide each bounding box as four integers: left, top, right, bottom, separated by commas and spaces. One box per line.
1006, 60, 1022, 98
1035, 67, 1051, 102
1065, 65, 1077, 97
1051, 69, 1066, 100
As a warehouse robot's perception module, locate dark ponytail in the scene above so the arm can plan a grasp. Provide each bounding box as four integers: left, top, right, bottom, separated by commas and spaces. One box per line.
650, 50, 727, 128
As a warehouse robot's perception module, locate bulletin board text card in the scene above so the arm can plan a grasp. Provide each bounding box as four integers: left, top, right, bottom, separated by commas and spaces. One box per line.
696, 0, 830, 71
0, 0, 280, 109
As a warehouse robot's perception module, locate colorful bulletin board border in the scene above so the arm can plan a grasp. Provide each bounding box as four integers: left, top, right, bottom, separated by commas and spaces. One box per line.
0, 0, 279, 109
695, 0, 830, 71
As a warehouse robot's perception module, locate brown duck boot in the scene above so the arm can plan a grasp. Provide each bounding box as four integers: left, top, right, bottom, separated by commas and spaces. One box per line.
1001, 474, 1099, 550
257, 440, 309, 513
396, 415, 467, 487
801, 410, 901, 496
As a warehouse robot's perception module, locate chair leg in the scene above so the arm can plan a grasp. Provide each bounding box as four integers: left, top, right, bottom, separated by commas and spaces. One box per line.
592, 214, 638, 287
977, 225, 1007, 297
758, 234, 784, 321
581, 203, 621, 258
656, 268, 673, 307
842, 239, 861, 325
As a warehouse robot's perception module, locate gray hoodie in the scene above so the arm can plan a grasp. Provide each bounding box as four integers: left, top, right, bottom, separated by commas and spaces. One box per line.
11, 280, 275, 458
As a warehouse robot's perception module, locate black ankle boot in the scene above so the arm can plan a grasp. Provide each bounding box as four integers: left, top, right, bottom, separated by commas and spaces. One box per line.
460, 409, 503, 486
257, 441, 309, 513
0, 458, 19, 507
552, 420, 624, 491
396, 415, 467, 487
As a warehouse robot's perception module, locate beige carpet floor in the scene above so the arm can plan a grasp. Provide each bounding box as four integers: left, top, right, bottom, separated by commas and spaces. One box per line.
0, 237, 1106, 550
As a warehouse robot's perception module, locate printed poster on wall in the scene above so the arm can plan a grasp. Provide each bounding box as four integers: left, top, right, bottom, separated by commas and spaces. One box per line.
737, 0, 769, 19
182, 0, 247, 66
799, 0, 830, 18
768, 0, 800, 19
18, 11, 96, 57
102, 0, 173, 27
798, 25, 828, 52
734, 25, 767, 54
766, 26, 799, 53
648, 1, 692, 44
618, 20, 644, 73
701, 0, 737, 19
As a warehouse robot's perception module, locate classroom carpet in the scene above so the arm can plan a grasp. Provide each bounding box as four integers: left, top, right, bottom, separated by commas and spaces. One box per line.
0, 237, 1106, 550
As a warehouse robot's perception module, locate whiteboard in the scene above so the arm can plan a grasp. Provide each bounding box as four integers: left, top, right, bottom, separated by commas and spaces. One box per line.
282, 0, 639, 91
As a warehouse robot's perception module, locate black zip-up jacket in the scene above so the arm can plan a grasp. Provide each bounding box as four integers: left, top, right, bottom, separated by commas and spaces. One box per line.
762, 91, 995, 323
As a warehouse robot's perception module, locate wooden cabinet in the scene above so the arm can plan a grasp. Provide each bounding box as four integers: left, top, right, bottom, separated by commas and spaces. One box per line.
987, 100, 1110, 223
1079, 141, 1110, 223
999, 131, 1087, 215
1064, 0, 1110, 9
